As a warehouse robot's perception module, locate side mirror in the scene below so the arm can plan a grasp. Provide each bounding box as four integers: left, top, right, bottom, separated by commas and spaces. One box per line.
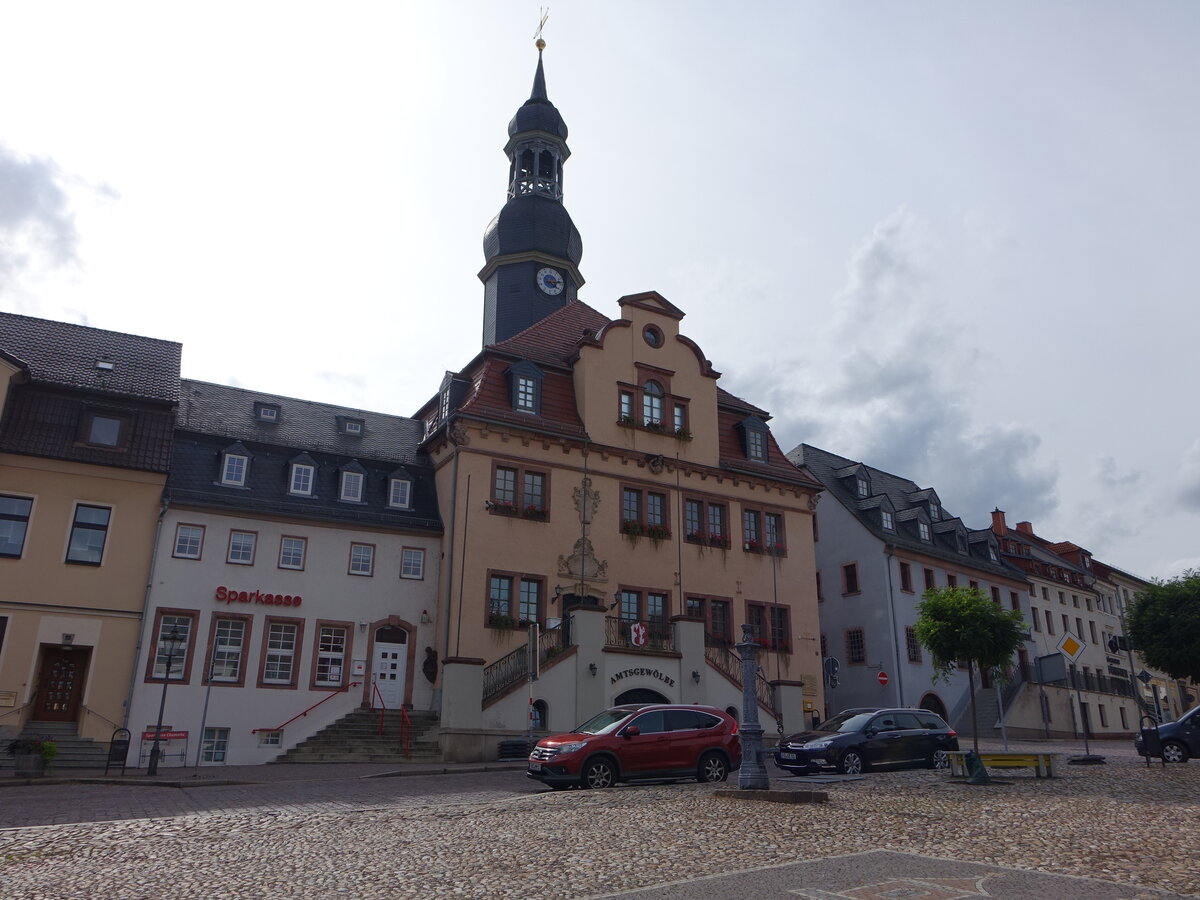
623, 725, 641, 738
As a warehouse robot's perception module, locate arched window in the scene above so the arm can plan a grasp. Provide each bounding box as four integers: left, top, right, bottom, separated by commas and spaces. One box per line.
531, 700, 548, 731
642, 380, 664, 426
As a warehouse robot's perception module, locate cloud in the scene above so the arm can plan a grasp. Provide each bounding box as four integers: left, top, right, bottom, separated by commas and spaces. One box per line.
0, 145, 79, 291
1095, 456, 1143, 490
730, 208, 1058, 527
1178, 438, 1200, 512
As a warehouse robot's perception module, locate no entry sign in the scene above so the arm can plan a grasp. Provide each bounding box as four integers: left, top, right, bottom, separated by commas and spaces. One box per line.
877, 671, 889, 686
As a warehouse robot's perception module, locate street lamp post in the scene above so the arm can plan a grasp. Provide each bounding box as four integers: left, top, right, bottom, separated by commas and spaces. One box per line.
147, 626, 185, 776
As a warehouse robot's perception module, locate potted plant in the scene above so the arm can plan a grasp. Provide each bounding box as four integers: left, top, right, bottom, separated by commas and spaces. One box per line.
489, 499, 518, 515
622, 519, 644, 544
618, 414, 636, 427
6, 738, 56, 778
646, 523, 671, 546
675, 427, 692, 442
522, 504, 548, 520
744, 538, 763, 553
488, 613, 518, 630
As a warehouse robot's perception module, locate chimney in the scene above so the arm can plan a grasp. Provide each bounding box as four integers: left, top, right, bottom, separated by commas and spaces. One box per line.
990, 508, 1007, 536
1015, 521, 1034, 535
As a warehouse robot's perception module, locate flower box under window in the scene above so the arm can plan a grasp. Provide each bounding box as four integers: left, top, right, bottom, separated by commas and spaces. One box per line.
490, 500, 519, 515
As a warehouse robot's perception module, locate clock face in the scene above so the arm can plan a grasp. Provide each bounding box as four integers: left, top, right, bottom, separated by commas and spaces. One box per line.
536, 267, 564, 295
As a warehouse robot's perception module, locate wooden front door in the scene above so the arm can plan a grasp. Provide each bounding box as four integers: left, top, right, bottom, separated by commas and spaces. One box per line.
33, 646, 90, 721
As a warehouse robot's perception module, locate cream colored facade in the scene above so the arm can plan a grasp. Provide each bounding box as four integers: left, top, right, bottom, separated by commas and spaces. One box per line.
426, 295, 823, 758
0, 453, 166, 743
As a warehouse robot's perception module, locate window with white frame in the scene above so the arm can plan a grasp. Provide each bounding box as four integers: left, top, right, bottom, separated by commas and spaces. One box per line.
0, 495, 33, 558
856, 476, 869, 497
389, 478, 412, 509
263, 621, 298, 684
929, 502, 940, 520
221, 453, 248, 486
918, 522, 931, 542
881, 509, 894, 531
515, 376, 537, 411
279, 537, 306, 570
227, 530, 256, 565
642, 380, 664, 426
401, 548, 425, 579
201, 727, 230, 763
746, 428, 766, 460
153, 614, 192, 680
290, 464, 314, 496
340, 470, 365, 502
173, 524, 204, 560
349, 543, 374, 576
258, 730, 282, 746
315, 626, 347, 686
210, 618, 246, 682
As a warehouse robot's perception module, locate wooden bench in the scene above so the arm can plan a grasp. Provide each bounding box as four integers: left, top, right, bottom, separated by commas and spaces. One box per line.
946, 750, 1059, 778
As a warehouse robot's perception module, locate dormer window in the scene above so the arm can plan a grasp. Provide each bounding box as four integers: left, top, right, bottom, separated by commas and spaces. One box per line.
856, 476, 869, 498
988, 544, 998, 562
737, 417, 770, 462
929, 502, 940, 521
254, 402, 280, 423
336, 416, 365, 436
956, 532, 967, 553
919, 522, 931, 542
506, 361, 543, 414
288, 454, 317, 497
220, 444, 251, 487
338, 460, 364, 504
79, 410, 128, 449
388, 476, 412, 509
881, 510, 894, 531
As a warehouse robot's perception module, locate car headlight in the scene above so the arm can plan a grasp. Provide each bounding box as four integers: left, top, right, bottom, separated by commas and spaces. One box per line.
803, 739, 833, 750
556, 741, 587, 754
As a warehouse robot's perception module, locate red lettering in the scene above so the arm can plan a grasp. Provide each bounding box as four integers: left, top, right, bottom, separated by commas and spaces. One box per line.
239, 591, 249, 603
216, 586, 227, 602
293, 596, 302, 606
263, 594, 273, 604
213, 587, 305, 607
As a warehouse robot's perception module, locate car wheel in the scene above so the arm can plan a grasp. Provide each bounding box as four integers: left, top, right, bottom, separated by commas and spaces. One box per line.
838, 749, 866, 775
1161, 741, 1190, 764
697, 751, 728, 783
581, 758, 616, 789
928, 749, 949, 769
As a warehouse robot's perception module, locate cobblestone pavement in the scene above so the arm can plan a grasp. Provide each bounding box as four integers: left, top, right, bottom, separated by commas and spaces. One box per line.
1, 738, 1197, 899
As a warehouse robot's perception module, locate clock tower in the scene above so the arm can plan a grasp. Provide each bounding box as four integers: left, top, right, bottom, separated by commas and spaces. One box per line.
480, 41, 585, 346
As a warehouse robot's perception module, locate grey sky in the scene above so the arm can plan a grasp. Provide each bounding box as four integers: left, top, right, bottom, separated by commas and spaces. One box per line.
0, 1, 1196, 578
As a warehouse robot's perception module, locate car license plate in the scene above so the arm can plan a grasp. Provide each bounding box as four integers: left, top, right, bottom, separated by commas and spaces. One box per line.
528, 762, 542, 772
779, 752, 798, 760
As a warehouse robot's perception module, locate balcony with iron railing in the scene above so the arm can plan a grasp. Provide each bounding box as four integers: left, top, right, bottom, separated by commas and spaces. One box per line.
604, 617, 675, 653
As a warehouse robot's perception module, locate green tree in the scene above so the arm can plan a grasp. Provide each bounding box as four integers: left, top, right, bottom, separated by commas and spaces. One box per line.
914, 586, 1027, 752
1126, 569, 1200, 685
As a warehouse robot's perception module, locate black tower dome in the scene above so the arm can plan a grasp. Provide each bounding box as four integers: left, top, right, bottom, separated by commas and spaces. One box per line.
480, 44, 584, 346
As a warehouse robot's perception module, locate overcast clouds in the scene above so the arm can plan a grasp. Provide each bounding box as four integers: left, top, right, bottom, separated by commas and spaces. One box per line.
0, 1, 1196, 580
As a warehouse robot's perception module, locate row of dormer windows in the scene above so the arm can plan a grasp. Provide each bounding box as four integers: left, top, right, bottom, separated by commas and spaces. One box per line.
217, 449, 412, 509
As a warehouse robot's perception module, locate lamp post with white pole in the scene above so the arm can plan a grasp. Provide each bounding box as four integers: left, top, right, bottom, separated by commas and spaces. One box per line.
147, 626, 184, 776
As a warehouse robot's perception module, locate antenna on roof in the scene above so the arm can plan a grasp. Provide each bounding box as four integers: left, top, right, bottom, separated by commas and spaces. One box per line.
534, 8, 549, 49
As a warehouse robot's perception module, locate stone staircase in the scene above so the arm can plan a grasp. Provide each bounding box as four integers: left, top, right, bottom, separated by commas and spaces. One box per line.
0, 720, 111, 770
272, 707, 441, 764
953, 687, 999, 740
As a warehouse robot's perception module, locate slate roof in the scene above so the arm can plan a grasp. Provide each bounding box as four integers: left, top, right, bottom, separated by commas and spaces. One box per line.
791, 443, 1024, 582
179, 380, 426, 464
0, 312, 181, 403
170, 380, 439, 532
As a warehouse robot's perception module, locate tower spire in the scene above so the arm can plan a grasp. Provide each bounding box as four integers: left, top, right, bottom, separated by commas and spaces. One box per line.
478, 33, 585, 346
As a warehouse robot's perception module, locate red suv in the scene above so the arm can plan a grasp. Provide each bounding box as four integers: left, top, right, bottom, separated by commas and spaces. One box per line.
527, 703, 741, 789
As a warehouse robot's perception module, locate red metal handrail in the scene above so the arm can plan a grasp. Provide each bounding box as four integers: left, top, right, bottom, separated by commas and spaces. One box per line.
251, 681, 362, 733
373, 682, 387, 735
399, 706, 411, 757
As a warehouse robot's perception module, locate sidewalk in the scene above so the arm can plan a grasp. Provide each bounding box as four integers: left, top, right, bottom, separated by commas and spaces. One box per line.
0, 759, 528, 789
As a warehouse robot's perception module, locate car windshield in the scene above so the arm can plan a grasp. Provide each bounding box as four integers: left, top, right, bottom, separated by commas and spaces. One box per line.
573, 708, 635, 735
817, 712, 876, 733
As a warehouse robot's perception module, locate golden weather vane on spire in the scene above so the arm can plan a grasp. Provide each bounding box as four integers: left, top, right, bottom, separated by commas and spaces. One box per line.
534, 8, 548, 50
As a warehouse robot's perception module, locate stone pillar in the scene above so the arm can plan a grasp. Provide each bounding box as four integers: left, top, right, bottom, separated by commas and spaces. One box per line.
439, 656, 485, 762
568, 604, 607, 721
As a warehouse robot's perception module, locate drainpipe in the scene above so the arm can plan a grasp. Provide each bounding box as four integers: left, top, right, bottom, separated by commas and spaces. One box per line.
124, 494, 169, 730
440, 435, 462, 661
883, 544, 904, 707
